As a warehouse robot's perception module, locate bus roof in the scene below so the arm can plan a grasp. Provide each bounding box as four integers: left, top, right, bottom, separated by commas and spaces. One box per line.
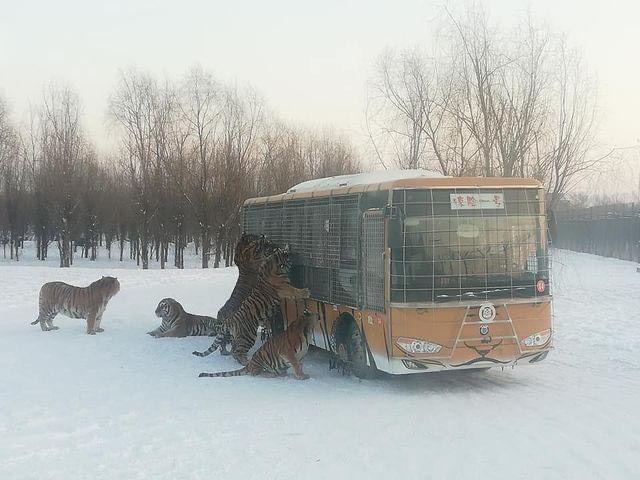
244, 170, 543, 205
287, 169, 445, 193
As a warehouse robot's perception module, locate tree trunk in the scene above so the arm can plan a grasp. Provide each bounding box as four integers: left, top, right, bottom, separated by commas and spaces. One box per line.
42, 234, 48, 261
141, 237, 149, 269
174, 232, 180, 268
213, 229, 223, 268
58, 235, 71, 268
201, 230, 209, 268
160, 239, 166, 269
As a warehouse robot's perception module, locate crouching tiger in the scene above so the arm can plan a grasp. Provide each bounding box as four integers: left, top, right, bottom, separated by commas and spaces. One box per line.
148, 298, 219, 338
31, 276, 120, 334
199, 310, 319, 379
193, 245, 309, 365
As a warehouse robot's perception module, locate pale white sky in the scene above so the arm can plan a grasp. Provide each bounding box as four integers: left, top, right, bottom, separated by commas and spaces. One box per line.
1, 0, 638, 179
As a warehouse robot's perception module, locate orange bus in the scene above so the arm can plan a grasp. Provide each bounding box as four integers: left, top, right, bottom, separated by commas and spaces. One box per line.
243, 170, 552, 377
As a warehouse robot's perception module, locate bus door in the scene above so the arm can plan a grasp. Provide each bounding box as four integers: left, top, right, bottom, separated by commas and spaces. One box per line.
361, 209, 385, 312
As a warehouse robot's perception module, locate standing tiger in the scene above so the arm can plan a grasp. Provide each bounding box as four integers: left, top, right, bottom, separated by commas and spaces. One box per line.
148, 298, 219, 338
31, 276, 120, 334
193, 245, 309, 365
216, 233, 277, 324
199, 310, 319, 379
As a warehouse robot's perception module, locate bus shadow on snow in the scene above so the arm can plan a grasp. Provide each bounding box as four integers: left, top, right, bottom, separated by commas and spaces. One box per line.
305, 348, 532, 394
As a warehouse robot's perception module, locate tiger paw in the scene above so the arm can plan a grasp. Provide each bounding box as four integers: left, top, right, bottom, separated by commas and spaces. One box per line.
95, 328, 104, 333
296, 374, 310, 380
87, 331, 96, 335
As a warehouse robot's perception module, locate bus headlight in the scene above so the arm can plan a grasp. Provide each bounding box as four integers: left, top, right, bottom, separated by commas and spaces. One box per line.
396, 337, 442, 354
521, 329, 551, 347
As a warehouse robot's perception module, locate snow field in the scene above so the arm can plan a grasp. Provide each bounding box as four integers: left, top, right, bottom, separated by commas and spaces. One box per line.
0, 247, 639, 479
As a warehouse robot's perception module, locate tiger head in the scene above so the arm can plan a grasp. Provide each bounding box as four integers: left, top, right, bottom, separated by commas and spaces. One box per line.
155, 298, 182, 319
261, 245, 292, 278
235, 233, 277, 270
97, 276, 120, 298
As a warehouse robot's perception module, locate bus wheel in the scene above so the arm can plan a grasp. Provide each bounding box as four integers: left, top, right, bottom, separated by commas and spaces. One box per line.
335, 317, 378, 380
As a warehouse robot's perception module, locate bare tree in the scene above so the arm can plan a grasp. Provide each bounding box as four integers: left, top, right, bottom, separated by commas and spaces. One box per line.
369, 4, 600, 207
179, 66, 221, 268
534, 42, 599, 208
212, 86, 264, 267
108, 69, 159, 269
2, 65, 363, 269
37, 85, 92, 267
0, 97, 29, 260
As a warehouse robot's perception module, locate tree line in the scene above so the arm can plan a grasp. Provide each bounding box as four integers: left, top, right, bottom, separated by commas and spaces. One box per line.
366, 5, 603, 209
0, 67, 359, 268
1, 5, 607, 268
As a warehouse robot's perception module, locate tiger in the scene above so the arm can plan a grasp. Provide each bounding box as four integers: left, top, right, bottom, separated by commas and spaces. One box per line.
30, 276, 120, 334
198, 310, 319, 379
193, 245, 309, 365
216, 233, 277, 324
148, 298, 219, 338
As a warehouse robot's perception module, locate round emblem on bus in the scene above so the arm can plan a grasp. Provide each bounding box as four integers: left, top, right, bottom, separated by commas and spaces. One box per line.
478, 303, 496, 323
480, 324, 489, 336
536, 280, 546, 293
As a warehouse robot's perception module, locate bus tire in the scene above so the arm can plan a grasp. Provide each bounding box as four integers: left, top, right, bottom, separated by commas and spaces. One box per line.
335, 316, 378, 380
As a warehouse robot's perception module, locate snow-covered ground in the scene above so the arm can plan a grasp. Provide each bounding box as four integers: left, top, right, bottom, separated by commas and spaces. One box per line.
1, 245, 639, 479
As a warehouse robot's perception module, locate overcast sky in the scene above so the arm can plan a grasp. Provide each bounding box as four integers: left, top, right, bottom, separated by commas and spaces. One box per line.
1, 0, 638, 184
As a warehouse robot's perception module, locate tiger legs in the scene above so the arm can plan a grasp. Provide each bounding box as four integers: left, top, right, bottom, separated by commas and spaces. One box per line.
219, 333, 233, 355
231, 333, 257, 366
153, 326, 181, 338
86, 312, 97, 335
277, 285, 310, 300
282, 351, 309, 380
94, 313, 105, 333
36, 312, 59, 331
147, 325, 163, 337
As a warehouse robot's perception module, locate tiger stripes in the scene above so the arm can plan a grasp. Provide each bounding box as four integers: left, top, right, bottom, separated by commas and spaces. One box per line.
216, 233, 276, 323
148, 298, 220, 338
31, 276, 120, 334
199, 310, 319, 379
193, 246, 309, 365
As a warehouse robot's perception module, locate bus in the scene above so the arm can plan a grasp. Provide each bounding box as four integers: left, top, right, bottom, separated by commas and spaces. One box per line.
242, 170, 552, 378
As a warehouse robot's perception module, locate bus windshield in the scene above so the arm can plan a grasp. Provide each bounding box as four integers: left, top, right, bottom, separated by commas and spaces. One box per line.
390, 188, 549, 303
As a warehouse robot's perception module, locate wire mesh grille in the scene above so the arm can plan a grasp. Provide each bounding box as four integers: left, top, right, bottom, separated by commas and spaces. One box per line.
244, 185, 551, 308
390, 188, 551, 303
243, 194, 361, 307
362, 210, 385, 312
